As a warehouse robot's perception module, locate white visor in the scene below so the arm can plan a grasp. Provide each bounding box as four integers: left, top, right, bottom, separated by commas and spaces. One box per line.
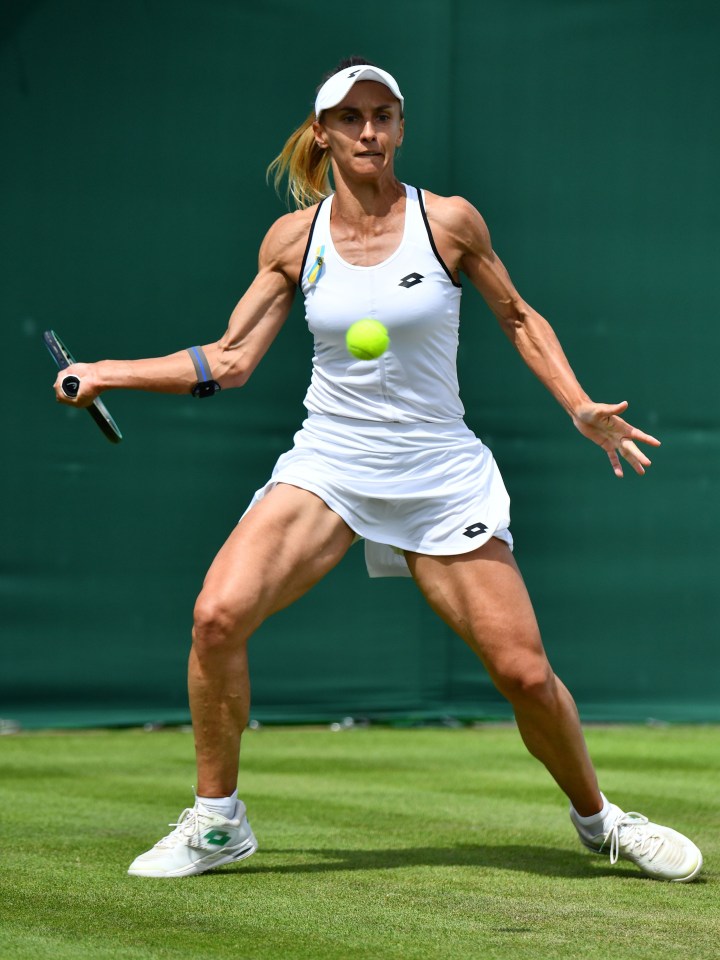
314, 65, 404, 118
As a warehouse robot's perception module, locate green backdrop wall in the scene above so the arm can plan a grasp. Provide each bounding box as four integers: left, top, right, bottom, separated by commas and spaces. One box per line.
2, 0, 718, 728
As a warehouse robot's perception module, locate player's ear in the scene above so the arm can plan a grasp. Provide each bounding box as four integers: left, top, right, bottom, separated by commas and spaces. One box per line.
396, 117, 404, 148
312, 120, 329, 150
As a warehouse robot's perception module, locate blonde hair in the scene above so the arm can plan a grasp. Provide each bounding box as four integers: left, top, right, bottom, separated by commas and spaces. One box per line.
267, 111, 332, 210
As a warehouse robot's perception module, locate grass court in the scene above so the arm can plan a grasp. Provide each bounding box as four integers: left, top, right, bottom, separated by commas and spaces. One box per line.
1, 724, 716, 960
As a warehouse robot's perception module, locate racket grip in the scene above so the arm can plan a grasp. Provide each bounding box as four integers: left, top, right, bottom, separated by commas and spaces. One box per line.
62, 375, 80, 398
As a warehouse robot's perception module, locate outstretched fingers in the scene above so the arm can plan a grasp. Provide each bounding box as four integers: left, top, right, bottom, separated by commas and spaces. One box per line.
574, 401, 661, 478
624, 424, 661, 448
613, 416, 661, 477
611, 437, 654, 477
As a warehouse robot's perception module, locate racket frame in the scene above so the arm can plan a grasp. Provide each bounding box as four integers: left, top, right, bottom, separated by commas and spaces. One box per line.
43, 329, 123, 444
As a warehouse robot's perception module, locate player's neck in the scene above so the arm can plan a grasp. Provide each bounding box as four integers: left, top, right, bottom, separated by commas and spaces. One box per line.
331, 171, 405, 225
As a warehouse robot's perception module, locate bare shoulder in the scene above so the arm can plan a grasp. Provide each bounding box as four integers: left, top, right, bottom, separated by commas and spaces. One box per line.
260, 205, 319, 277
422, 190, 492, 255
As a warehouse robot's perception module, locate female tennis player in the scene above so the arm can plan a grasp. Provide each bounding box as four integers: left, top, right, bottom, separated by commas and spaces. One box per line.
54, 58, 702, 882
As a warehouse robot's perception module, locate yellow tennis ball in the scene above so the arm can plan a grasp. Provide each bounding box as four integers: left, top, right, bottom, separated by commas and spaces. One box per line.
346, 318, 390, 360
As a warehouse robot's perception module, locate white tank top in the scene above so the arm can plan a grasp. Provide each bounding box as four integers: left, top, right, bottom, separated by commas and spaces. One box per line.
299, 184, 464, 423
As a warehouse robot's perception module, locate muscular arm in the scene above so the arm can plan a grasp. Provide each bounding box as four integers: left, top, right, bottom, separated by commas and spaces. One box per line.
425, 193, 660, 477
53, 209, 314, 401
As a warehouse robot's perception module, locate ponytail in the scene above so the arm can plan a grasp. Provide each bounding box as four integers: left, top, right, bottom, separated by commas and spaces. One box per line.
267, 111, 332, 210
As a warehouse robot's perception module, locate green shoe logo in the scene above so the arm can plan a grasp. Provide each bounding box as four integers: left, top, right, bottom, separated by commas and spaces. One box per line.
204, 830, 231, 846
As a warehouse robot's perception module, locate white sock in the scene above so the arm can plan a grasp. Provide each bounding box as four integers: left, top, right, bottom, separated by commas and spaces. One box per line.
196, 789, 238, 819
572, 793, 612, 831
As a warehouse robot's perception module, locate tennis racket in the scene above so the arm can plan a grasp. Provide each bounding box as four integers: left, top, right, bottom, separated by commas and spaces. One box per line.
43, 329, 123, 444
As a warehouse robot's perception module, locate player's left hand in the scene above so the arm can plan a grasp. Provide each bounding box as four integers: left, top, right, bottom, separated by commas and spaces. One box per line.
572, 400, 661, 478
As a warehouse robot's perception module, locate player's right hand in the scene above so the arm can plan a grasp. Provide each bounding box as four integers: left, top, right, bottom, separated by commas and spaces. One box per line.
53, 362, 98, 407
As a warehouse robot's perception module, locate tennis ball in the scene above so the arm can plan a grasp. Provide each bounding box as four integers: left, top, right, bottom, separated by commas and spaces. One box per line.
346, 318, 390, 360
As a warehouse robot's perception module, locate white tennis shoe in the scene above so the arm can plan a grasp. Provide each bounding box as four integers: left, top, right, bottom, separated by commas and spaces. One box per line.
128, 799, 258, 878
571, 803, 703, 882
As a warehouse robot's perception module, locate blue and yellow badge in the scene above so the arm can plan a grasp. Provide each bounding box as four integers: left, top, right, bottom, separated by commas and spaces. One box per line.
305, 244, 326, 286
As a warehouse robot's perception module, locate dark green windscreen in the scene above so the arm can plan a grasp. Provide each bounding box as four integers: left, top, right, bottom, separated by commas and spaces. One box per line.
2, 0, 718, 728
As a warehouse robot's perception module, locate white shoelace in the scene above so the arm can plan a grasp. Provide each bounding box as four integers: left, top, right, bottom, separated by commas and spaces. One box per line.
166, 806, 241, 840
172, 807, 203, 838
152, 807, 199, 848
602, 812, 665, 865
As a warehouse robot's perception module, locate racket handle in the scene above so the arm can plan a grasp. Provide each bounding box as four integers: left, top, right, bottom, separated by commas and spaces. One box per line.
62, 375, 80, 398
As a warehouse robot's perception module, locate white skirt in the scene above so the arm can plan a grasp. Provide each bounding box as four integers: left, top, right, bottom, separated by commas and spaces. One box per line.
245, 413, 512, 577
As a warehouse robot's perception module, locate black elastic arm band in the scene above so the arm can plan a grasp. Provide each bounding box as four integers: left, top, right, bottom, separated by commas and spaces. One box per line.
187, 346, 221, 398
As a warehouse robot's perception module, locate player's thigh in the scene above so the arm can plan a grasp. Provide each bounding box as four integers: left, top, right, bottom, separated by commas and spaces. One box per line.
197, 483, 356, 632
405, 537, 547, 678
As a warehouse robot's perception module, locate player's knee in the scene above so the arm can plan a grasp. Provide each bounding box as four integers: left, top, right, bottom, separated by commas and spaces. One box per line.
192, 594, 245, 656
494, 657, 557, 709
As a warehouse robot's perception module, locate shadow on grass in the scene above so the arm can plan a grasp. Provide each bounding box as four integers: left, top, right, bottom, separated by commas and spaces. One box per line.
216, 844, 639, 880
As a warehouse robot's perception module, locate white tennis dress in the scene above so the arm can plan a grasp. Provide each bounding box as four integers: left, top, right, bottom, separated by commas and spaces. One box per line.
247, 184, 511, 577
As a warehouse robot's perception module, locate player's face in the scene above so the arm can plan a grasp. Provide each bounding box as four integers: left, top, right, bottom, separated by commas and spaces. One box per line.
313, 81, 404, 180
